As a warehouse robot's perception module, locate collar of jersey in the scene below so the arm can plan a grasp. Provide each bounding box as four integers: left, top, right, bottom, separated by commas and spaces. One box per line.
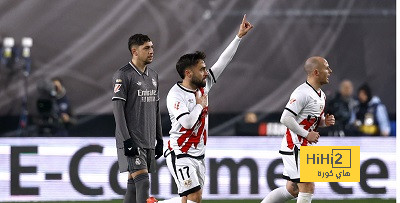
306, 81, 321, 97
177, 82, 196, 93
129, 61, 149, 76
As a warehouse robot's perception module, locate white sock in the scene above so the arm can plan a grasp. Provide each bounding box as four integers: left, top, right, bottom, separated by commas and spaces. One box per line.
296, 192, 313, 203
186, 200, 196, 203
261, 186, 295, 203
158, 197, 182, 203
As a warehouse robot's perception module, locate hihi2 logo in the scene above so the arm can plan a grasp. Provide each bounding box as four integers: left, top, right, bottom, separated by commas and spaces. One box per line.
300, 146, 360, 182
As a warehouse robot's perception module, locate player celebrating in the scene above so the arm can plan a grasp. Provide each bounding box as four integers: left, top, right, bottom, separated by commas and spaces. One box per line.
112, 34, 163, 203
151, 15, 253, 203
261, 56, 335, 203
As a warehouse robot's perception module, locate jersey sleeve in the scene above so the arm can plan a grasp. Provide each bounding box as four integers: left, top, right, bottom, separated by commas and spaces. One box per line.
155, 75, 163, 141
113, 100, 131, 144
167, 91, 191, 121
156, 74, 160, 101
112, 71, 129, 101
284, 89, 308, 116
205, 35, 241, 92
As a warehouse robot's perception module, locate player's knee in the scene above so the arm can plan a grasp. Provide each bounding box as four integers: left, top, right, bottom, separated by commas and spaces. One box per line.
286, 187, 299, 197
286, 182, 299, 197
305, 182, 315, 193
298, 182, 315, 194
186, 189, 202, 203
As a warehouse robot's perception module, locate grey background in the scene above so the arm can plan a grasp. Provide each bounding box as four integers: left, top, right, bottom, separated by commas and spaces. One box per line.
0, 0, 395, 118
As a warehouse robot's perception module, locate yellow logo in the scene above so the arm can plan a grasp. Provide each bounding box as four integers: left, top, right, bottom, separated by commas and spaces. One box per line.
300, 146, 360, 182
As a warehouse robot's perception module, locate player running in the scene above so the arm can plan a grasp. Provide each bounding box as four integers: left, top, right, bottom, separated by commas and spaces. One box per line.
261, 56, 335, 203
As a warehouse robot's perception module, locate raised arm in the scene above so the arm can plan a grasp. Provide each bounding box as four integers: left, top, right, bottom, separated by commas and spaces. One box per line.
237, 14, 254, 38
209, 14, 253, 82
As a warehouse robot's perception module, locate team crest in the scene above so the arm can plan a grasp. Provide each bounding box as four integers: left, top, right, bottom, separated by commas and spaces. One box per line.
137, 81, 142, 86
152, 78, 157, 87
174, 102, 180, 110
114, 84, 121, 93
183, 179, 192, 188
135, 158, 141, 165
320, 105, 324, 111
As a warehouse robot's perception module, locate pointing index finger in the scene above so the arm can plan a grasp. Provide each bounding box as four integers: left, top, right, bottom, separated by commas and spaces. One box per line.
242, 14, 247, 24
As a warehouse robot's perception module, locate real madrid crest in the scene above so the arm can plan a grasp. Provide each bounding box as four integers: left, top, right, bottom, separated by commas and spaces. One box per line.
135, 158, 141, 165
152, 78, 157, 87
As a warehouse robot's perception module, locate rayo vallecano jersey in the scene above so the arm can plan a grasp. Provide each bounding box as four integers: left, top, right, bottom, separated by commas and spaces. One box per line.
280, 81, 326, 152
167, 35, 242, 157
167, 83, 211, 157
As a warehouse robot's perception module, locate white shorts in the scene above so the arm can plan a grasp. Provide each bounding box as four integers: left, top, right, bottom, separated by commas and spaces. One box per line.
280, 146, 301, 183
166, 152, 205, 196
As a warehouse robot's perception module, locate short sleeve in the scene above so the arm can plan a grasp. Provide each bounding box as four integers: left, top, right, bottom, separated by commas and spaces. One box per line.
167, 91, 190, 121
284, 90, 308, 116
112, 71, 128, 101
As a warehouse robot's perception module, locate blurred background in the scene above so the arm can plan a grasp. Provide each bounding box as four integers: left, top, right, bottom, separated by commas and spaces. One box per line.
0, 0, 396, 202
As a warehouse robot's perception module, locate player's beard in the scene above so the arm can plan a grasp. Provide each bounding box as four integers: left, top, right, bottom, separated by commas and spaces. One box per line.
144, 58, 153, 65
192, 76, 206, 88
323, 77, 329, 84
319, 74, 329, 85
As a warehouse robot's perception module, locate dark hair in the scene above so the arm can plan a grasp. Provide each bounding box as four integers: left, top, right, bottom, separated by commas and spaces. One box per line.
176, 51, 206, 79
358, 83, 372, 103
128, 34, 151, 54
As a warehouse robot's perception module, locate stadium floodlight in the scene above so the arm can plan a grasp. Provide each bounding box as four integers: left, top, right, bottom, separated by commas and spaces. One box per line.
3, 37, 14, 58
21, 37, 33, 58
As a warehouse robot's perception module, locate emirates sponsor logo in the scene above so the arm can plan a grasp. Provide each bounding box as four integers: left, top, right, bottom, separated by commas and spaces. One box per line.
137, 89, 157, 96
138, 89, 157, 102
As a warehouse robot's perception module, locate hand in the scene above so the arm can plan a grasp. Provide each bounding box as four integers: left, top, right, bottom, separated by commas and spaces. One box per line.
155, 140, 163, 159
123, 138, 140, 157
196, 91, 208, 108
306, 131, 320, 143
325, 114, 335, 126
237, 14, 254, 38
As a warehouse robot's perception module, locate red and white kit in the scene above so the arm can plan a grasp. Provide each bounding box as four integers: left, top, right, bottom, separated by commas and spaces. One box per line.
280, 81, 326, 181
166, 36, 242, 196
